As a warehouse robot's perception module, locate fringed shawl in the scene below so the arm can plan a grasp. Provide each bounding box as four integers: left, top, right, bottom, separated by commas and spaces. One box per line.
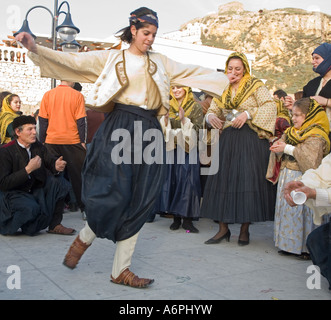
169, 87, 196, 120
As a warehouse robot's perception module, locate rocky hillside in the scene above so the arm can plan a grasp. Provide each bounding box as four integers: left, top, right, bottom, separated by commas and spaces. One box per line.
181, 2, 331, 94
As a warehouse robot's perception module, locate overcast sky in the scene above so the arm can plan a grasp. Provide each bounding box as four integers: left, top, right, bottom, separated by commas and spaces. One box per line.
0, 0, 330, 41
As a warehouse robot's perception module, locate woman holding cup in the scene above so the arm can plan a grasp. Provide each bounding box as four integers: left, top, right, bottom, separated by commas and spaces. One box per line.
270, 98, 330, 259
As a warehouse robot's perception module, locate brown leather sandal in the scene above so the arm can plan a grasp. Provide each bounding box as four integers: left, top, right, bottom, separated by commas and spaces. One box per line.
47, 224, 76, 235
111, 268, 154, 289
63, 235, 91, 269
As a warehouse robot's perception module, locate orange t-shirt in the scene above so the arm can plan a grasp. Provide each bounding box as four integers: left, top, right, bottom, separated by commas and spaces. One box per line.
39, 85, 86, 144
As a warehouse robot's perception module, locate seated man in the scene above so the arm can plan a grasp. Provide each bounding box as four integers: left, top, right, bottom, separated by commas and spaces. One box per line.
0, 115, 75, 236
284, 153, 331, 290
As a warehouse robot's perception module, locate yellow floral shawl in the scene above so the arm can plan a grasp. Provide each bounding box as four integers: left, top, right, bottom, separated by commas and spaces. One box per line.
285, 99, 330, 155
0, 94, 19, 144
213, 52, 274, 136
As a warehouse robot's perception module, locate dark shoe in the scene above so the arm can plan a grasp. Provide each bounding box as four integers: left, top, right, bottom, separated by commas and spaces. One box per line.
170, 217, 181, 230
238, 232, 250, 246
205, 230, 231, 244
296, 253, 311, 260
182, 218, 199, 233
278, 250, 299, 257
63, 235, 91, 269
111, 268, 154, 289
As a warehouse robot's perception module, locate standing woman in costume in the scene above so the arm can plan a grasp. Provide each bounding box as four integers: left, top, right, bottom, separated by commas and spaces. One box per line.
202, 52, 277, 246
271, 98, 330, 259
0, 94, 22, 145
16, 7, 228, 288
157, 86, 204, 233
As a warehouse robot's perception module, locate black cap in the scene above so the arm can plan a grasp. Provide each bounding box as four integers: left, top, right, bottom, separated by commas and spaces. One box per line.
12, 115, 36, 131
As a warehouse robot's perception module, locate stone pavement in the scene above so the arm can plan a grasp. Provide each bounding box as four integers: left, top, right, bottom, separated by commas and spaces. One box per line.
0, 210, 330, 301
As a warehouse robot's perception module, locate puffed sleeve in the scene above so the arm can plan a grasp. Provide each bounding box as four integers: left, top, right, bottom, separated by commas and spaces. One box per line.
28, 45, 111, 83
160, 54, 229, 98
206, 98, 225, 120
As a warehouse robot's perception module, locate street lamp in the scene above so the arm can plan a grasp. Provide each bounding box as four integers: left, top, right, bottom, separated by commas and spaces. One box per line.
14, 0, 81, 88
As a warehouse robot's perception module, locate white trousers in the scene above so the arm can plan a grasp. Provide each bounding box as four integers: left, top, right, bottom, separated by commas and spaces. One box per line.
79, 222, 139, 278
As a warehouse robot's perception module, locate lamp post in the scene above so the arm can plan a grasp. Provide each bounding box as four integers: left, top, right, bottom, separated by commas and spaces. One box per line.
14, 0, 80, 88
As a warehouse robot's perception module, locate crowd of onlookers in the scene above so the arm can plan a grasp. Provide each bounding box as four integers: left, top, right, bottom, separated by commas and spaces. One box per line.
0, 41, 330, 289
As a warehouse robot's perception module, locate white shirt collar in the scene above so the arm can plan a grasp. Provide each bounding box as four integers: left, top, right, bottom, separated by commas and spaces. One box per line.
17, 140, 31, 159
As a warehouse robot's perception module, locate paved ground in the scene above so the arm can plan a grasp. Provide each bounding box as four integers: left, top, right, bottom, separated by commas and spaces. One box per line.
0, 210, 330, 301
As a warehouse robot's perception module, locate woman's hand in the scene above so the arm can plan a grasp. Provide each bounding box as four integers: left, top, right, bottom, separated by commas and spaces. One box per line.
164, 112, 169, 127
284, 96, 294, 111
310, 96, 328, 107
15, 32, 38, 54
270, 140, 286, 153
231, 112, 248, 129
178, 106, 186, 125
208, 114, 224, 131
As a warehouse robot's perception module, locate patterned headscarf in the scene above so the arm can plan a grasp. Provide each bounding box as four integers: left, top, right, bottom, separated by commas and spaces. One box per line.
129, 8, 159, 28
285, 99, 330, 154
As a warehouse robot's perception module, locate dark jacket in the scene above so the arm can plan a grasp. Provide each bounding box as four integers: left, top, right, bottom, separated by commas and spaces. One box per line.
303, 76, 331, 99
0, 140, 58, 192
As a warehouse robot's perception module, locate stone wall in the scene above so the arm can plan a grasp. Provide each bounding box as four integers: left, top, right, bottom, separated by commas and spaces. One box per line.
0, 47, 93, 115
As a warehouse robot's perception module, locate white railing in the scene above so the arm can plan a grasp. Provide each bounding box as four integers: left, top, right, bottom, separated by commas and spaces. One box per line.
0, 47, 32, 65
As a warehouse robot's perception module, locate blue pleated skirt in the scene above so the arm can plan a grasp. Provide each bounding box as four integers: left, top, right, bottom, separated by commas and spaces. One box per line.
82, 104, 166, 242
155, 147, 201, 219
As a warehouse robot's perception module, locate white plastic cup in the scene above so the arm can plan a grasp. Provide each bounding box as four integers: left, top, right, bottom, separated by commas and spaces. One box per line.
290, 191, 307, 205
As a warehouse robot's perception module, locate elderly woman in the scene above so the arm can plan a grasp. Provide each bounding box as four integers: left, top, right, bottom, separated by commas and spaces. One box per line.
271, 98, 330, 259
0, 94, 22, 145
16, 7, 228, 288
202, 52, 277, 246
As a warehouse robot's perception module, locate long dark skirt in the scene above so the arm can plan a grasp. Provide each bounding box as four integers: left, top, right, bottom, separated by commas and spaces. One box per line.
0, 175, 69, 236
82, 104, 166, 243
201, 124, 276, 223
306, 221, 331, 290
155, 148, 201, 219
